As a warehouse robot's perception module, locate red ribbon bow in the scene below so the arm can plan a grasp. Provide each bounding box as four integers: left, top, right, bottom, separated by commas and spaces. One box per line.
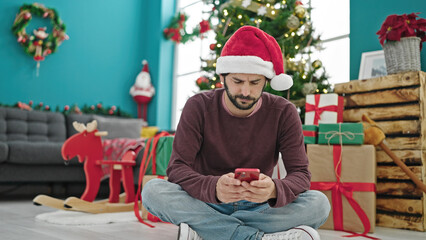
310, 145, 379, 240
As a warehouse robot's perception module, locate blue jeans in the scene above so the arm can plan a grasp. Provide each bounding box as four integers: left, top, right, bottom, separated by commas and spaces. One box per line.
142, 179, 330, 240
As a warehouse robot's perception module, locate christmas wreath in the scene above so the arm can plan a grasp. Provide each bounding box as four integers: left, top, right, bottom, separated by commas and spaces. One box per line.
11, 3, 68, 63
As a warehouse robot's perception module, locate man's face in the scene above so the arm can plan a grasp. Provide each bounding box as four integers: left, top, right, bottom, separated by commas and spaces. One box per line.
223, 73, 266, 111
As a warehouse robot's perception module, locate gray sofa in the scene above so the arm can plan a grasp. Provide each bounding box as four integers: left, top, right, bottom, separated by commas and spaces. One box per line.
0, 106, 145, 198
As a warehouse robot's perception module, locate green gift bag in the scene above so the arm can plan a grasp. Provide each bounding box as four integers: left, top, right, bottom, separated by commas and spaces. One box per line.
318, 123, 364, 145
144, 135, 174, 176
303, 125, 318, 144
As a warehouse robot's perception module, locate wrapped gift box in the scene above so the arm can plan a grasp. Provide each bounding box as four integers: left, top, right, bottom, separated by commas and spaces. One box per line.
141, 175, 168, 220
307, 144, 376, 234
303, 125, 318, 144
318, 123, 364, 145
305, 93, 344, 125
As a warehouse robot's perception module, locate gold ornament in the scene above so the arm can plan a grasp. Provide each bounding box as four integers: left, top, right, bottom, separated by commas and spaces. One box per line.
312, 60, 322, 69
303, 22, 311, 35
286, 15, 300, 30
286, 59, 297, 71
295, 5, 306, 18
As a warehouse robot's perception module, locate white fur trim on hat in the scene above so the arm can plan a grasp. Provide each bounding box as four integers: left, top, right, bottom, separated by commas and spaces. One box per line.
271, 74, 293, 91
216, 56, 274, 79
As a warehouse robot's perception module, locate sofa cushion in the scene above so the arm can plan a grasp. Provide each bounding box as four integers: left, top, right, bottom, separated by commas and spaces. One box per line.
0, 142, 8, 163
7, 141, 66, 165
0, 107, 66, 142
93, 115, 145, 139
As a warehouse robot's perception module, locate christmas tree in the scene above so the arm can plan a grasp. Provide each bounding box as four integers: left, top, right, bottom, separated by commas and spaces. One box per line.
193, 0, 331, 109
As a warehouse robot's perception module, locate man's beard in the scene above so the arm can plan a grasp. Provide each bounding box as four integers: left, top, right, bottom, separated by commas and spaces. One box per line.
224, 80, 263, 110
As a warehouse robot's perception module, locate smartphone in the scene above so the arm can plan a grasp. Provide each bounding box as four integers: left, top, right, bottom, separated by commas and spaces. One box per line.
234, 168, 260, 183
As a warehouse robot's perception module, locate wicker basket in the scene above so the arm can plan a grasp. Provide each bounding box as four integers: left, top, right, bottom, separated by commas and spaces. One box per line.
383, 36, 421, 74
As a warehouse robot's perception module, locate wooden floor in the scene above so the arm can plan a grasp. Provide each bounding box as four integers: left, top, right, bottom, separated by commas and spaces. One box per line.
1, 199, 426, 240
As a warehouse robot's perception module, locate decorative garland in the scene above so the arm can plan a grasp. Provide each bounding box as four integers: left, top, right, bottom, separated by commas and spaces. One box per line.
163, 12, 211, 43
0, 101, 132, 118
11, 3, 68, 70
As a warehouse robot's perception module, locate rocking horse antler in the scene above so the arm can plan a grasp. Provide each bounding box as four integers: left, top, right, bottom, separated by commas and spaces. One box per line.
86, 120, 97, 132
72, 120, 108, 136
362, 114, 426, 194
73, 121, 86, 133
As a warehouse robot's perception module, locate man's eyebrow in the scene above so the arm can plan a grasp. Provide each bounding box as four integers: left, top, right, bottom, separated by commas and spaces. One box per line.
232, 77, 262, 82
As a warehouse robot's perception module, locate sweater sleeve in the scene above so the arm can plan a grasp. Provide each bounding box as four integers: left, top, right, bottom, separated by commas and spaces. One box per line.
269, 103, 311, 208
166, 96, 221, 204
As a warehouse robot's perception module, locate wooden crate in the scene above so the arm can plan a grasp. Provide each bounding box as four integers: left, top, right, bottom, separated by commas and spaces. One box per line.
334, 71, 426, 231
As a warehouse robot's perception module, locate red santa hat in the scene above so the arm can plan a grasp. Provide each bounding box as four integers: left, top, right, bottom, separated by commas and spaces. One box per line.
216, 26, 293, 91
141, 60, 149, 73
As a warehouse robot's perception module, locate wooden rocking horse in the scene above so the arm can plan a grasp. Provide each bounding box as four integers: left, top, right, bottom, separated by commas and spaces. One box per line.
33, 120, 137, 213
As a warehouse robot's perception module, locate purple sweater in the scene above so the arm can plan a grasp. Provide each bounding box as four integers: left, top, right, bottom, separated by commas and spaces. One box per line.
167, 89, 311, 208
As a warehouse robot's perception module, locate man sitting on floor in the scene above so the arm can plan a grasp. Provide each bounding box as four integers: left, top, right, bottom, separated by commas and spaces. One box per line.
142, 25, 330, 240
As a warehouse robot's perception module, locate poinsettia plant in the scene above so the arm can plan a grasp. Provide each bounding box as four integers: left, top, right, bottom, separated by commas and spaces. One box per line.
377, 13, 426, 49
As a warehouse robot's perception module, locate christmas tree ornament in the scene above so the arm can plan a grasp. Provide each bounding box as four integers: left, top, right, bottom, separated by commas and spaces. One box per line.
312, 60, 322, 69
295, 5, 306, 19
11, 3, 68, 76
257, 6, 267, 16
286, 15, 300, 30
129, 60, 155, 121
303, 22, 312, 35
242, 0, 252, 8
209, 43, 216, 51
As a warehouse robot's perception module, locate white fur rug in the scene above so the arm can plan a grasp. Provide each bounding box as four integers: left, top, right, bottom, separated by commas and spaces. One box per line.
36, 210, 138, 225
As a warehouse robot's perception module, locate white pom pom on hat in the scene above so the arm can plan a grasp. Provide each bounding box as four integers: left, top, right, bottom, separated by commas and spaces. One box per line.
216, 26, 293, 91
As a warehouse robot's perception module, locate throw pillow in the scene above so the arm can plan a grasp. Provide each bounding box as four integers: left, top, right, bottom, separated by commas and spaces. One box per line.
93, 115, 145, 139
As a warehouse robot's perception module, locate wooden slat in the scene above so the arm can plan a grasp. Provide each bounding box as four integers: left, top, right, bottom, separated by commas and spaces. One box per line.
377, 198, 423, 215
376, 120, 420, 135
382, 137, 422, 150
377, 181, 423, 197
420, 73, 426, 166
377, 166, 423, 180
344, 87, 419, 107
334, 71, 421, 94
376, 212, 424, 231
343, 104, 420, 122
376, 150, 422, 165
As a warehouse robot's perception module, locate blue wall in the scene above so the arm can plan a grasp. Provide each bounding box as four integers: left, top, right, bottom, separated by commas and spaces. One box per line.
350, 0, 426, 80
0, 0, 175, 129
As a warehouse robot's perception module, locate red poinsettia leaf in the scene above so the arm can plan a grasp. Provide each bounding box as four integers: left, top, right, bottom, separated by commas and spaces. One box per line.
387, 29, 403, 41
416, 18, 426, 30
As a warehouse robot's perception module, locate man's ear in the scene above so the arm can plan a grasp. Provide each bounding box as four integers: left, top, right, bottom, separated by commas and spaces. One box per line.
219, 74, 224, 83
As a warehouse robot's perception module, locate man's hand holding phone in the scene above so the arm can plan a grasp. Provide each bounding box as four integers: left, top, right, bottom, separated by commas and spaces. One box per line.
234, 168, 260, 183
216, 168, 277, 203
